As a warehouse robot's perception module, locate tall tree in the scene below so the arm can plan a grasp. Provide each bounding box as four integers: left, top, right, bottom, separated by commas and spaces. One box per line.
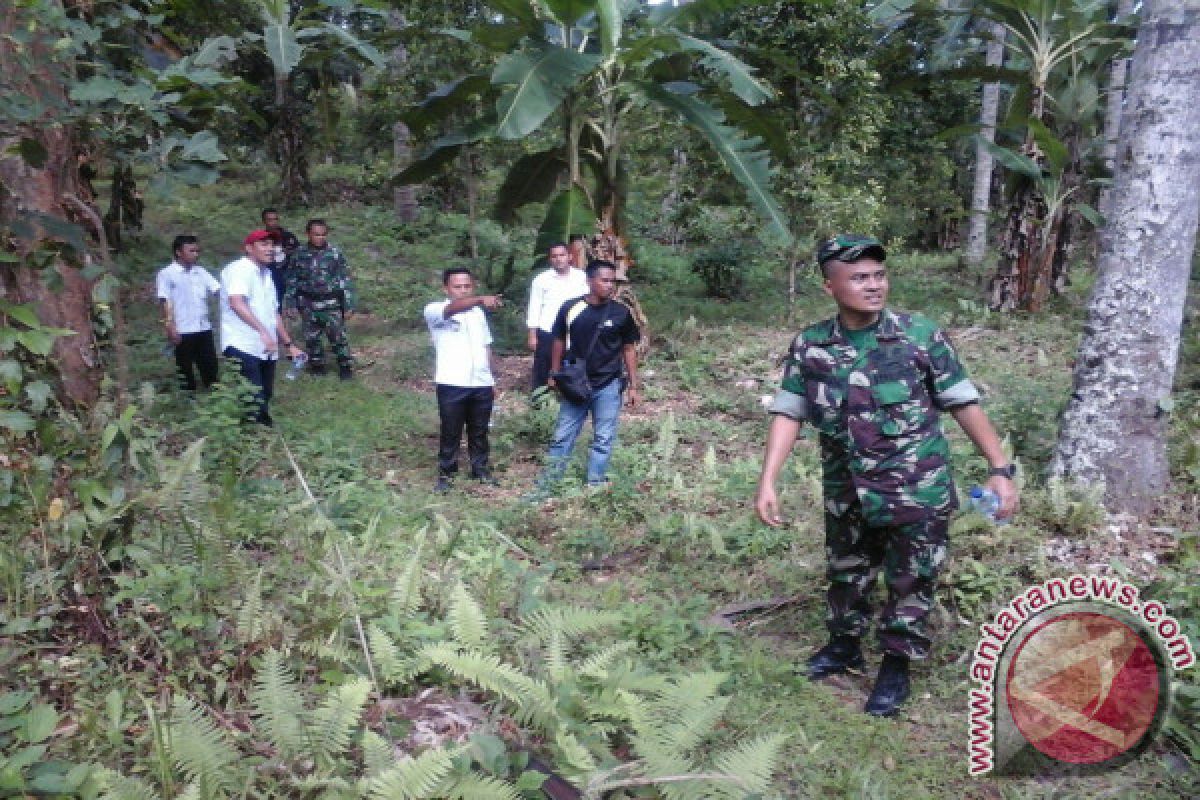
0, 1, 99, 408
965, 21, 1006, 266
251, 0, 383, 205
1050, 0, 1200, 514
981, 0, 1116, 312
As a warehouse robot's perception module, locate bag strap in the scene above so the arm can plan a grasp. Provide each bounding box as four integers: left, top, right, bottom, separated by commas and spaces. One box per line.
565, 299, 612, 360
583, 302, 613, 359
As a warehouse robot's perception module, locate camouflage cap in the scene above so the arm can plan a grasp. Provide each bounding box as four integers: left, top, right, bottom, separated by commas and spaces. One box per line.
816, 233, 886, 266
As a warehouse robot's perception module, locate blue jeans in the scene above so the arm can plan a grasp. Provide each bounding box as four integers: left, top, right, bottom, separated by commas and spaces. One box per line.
543, 379, 623, 486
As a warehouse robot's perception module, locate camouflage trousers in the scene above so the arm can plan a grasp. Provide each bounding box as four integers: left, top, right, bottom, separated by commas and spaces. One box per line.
301, 305, 352, 369
824, 506, 949, 660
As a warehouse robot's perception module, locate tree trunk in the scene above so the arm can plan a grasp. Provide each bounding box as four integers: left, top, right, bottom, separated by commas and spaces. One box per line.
393, 121, 418, 222
1049, 126, 1084, 296
987, 85, 1055, 312
463, 146, 479, 261
0, 4, 101, 408
274, 76, 310, 207
389, 11, 418, 222
1098, 0, 1136, 222
1050, 0, 1200, 515
965, 22, 1006, 267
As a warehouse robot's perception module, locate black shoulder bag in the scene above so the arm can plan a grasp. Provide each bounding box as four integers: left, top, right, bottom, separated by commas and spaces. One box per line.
551, 301, 611, 404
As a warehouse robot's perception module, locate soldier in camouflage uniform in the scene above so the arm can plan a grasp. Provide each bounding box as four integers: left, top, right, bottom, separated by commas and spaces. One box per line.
755, 233, 1018, 717
286, 219, 355, 380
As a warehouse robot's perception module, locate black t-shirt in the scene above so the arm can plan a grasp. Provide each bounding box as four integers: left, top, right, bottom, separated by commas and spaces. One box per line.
553, 297, 640, 389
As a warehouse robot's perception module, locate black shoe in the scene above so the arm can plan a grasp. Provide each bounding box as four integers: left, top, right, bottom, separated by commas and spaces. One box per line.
434, 475, 453, 494
471, 471, 498, 486
864, 654, 911, 717
805, 636, 865, 680
308, 363, 326, 376
339, 366, 354, 381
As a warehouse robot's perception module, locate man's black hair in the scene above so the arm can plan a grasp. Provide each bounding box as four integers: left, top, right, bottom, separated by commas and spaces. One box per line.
585, 259, 616, 279
442, 266, 474, 285
261, 208, 277, 221
172, 234, 198, 257
568, 233, 587, 243
547, 241, 568, 252
306, 218, 327, 233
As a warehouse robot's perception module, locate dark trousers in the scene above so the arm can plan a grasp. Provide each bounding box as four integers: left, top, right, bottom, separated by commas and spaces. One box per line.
223, 346, 277, 426
174, 330, 218, 390
531, 329, 556, 390
436, 385, 494, 477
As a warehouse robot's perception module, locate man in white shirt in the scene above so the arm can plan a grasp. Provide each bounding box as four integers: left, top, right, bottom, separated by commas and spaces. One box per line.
525, 242, 588, 391
424, 267, 503, 492
220, 229, 303, 426
156, 235, 220, 390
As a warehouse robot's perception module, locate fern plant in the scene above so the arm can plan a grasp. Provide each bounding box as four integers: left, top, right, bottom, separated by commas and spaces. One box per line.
363, 585, 786, 799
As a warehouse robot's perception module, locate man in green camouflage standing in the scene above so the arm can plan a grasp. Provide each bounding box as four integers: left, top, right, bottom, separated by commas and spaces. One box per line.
287, 219, 355, 380
755, 234, 1018, 717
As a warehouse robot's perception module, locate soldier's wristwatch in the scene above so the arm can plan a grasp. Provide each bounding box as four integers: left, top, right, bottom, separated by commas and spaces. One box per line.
988, 464, 1017, 479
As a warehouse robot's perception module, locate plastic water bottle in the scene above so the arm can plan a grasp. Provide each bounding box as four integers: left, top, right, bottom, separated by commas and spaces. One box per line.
968, 486, 1007, 524
284, 352, 308, 381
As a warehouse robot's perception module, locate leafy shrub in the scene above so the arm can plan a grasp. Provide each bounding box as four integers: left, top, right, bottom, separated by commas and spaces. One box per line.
691, 241, 750, 300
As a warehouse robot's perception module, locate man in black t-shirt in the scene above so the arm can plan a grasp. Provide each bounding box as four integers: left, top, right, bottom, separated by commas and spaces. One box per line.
538, 260, 641, 489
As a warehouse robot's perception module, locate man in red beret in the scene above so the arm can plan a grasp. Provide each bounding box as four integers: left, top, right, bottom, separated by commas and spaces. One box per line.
219, 229, 303, 425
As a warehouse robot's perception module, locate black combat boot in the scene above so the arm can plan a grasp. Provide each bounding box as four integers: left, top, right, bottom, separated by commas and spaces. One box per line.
308, 362, 326, 376
339, 365, 354, 381
805, 635, 865, 680
864, 653, 911, 717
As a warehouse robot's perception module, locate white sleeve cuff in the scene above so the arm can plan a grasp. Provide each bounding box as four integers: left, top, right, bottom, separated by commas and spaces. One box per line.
768, 389, 808, 420
934, 379, 981, 410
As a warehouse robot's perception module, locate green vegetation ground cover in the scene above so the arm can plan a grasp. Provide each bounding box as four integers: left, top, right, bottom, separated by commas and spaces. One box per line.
3, 172, 1198, 798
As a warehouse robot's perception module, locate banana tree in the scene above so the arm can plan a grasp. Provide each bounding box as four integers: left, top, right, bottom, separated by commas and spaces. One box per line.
396, 0, 791, 280
249, 0, 383, 205
973, 0, 1124, 311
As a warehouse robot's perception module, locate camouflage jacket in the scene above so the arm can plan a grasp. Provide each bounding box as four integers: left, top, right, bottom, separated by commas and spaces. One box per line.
286, 244, 355, 310
769, 308, 980, 524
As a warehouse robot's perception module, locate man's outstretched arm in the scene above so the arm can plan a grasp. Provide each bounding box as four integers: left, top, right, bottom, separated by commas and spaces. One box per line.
950, 403, 1019, 517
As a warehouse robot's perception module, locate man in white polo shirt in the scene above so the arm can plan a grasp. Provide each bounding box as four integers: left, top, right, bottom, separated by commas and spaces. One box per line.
424, 267, 503, 492
156, 234, 220, 391
525, 241, 587, 391
220, 229, 303, 426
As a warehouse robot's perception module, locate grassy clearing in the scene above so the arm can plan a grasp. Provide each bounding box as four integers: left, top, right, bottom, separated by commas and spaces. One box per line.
6, 176, 1197, 798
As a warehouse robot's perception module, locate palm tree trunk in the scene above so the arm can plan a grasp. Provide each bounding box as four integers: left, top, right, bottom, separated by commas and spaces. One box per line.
966, 22, 1006, 267
1098, 0, 1136, 223
1051, 0, 1200, 514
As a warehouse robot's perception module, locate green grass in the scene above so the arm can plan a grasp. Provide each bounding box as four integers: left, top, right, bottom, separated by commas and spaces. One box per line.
10, 173, 1196, 798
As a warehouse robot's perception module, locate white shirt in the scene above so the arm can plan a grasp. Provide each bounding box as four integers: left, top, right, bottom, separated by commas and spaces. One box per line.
220, 256, 279, 360
424, 300, 494, 387
525, 267, 588, 333
156, 261, 219, 334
